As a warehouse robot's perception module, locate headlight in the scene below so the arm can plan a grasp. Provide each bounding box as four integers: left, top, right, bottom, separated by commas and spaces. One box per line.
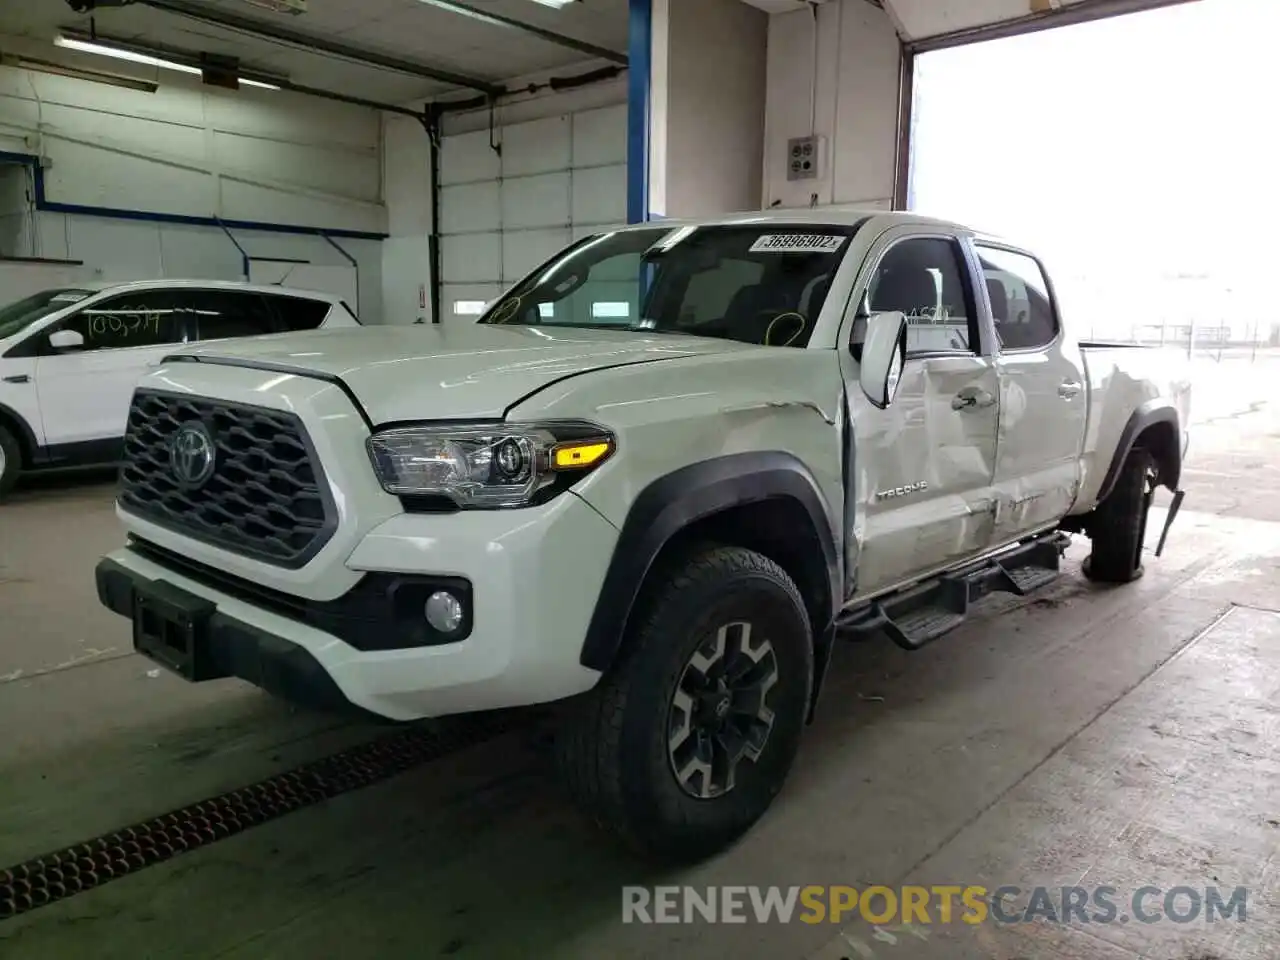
366, 421, 615, 508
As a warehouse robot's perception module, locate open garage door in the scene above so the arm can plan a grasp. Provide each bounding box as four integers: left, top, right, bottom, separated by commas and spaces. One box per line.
438, 105, 628, 325
907, 0, 1278, 356
894, 0, 1197, 51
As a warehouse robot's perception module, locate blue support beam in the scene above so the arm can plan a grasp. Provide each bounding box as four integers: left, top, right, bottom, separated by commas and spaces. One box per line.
626, 0, 652, 225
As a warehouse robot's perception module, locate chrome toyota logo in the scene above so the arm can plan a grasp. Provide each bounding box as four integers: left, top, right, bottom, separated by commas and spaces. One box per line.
170, 422, 216, 487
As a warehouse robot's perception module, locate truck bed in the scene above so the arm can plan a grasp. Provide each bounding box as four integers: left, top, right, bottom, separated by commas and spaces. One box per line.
1072, 343, 1192, 513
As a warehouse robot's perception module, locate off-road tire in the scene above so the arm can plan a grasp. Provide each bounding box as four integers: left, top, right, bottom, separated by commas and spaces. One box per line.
1084, 448, 1155, 584
556, 545, 813, 863
0, 424, 21, 500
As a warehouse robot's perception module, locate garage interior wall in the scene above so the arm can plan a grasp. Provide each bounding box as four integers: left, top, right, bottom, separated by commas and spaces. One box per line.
434, 79, 629, 326
0, 162, 29, 256
648, 0, 767, 218
0, 46, 386, 319
381, 113, 433, 326
762, 0, 901, 210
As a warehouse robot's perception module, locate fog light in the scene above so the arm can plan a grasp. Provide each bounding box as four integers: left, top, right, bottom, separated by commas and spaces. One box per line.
424, 590, 464, 634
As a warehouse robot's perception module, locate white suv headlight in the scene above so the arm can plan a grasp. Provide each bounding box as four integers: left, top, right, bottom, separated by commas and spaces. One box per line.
366, 421, 615, 509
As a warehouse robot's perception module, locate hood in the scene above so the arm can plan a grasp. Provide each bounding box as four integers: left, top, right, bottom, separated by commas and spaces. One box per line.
166, 323, 754, 424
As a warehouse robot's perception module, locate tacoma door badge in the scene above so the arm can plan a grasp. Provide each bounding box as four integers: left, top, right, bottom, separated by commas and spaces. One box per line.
876, 481, 928, 501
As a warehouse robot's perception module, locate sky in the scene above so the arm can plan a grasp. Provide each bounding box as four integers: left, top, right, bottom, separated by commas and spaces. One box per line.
909, 0, 1279, 334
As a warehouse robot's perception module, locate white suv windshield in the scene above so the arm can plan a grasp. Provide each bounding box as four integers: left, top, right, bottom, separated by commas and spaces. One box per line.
0, 288, 92, 340
478, 225, 859, 348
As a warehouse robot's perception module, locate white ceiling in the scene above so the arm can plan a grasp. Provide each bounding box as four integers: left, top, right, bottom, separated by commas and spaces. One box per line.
741, 0, 1159, 42
0, 0, 1174, 105
0, 0, 629, 103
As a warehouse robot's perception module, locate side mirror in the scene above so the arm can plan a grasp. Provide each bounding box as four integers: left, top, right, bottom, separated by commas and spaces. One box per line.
48, 329, 85, 352
858, 311, 907, 409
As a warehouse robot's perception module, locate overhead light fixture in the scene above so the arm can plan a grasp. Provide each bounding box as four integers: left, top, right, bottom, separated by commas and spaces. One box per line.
412, 0, 509, 28
414, 0, 575, 27
55, 35, 202, 76
0, 51, 160, 92
54, 34, 283, 90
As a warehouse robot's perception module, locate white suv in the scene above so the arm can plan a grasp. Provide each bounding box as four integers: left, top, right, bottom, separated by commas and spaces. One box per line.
0, 280, 360, 496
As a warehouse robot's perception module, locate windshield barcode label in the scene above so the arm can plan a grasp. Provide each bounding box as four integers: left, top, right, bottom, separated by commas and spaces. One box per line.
749, 234, 844, 254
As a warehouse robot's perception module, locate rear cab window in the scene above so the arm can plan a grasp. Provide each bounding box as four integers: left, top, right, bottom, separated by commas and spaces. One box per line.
975, 245, 1059, 351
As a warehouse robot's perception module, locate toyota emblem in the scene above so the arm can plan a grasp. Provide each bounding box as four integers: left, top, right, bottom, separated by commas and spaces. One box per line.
170, 422, 217, 488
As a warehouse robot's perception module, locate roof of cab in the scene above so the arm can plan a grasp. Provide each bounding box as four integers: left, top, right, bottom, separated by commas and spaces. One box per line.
68, 278, 344, 301
609, 207, 976, 235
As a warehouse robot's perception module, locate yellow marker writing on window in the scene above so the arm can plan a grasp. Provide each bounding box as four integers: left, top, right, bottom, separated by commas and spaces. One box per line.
553, 441, 612, 470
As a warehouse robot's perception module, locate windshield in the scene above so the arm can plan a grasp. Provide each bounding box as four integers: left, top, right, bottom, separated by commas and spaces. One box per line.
478, 224, 858, 347
0, 288, 92, 340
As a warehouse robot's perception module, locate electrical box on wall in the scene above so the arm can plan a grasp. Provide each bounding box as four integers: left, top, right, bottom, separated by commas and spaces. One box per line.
786, 135, 825, 182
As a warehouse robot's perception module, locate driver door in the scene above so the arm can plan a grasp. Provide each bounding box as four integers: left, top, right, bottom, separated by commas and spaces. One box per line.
35, 290, 190, 449
839, 229, 1002, 599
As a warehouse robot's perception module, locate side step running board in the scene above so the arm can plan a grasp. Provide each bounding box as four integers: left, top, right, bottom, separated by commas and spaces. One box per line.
836, 532, 1070, 651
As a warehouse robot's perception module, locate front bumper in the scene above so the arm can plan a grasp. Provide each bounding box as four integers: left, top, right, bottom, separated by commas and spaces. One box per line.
97, 556, 363, 716
95, 491, 618, 721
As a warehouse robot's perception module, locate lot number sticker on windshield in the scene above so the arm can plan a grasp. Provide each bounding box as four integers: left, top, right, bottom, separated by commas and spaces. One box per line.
749, 234, 844, 254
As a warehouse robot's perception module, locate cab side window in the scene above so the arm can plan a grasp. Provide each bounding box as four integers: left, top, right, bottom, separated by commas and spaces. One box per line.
57, 291, 188, 352
975, 246, 1058, 351
865, 237, 979, 357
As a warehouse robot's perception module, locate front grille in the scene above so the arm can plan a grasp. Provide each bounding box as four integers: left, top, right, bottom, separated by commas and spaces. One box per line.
118, 389, 335, 568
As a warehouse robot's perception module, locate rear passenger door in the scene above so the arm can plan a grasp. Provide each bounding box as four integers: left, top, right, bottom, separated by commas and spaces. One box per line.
183, 290, 281, 342
841, 229, 1002, 598
973, 243, 1087, 541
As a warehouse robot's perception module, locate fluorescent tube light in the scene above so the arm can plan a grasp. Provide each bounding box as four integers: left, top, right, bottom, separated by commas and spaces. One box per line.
415, 0, 574, 27
55, 35, 282, 90
55, 35, 202, 76
412, 0, 508, 28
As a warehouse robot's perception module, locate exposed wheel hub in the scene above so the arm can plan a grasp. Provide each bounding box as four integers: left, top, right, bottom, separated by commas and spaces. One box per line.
667, 621, 779, 800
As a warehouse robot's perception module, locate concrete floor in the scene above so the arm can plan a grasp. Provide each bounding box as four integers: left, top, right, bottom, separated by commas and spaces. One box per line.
2, 356, 1279, 959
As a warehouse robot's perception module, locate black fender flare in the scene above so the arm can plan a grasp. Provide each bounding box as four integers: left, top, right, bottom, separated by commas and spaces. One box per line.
0, 400, 38, 467
579, 451, 842, 675
1093, 400, 1182, 505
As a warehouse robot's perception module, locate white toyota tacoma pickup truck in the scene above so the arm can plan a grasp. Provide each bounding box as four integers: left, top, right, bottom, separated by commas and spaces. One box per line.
95, 211, 1190, 861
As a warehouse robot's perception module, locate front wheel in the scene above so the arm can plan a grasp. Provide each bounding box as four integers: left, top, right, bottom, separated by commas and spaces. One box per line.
0, 424, 20, 500
556, 546, 813, 863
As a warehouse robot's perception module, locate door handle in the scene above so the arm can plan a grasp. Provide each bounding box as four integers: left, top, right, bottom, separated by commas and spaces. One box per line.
952, 387, 996, 411
1058, 380, 1082, 400
2, 374, 30, 384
